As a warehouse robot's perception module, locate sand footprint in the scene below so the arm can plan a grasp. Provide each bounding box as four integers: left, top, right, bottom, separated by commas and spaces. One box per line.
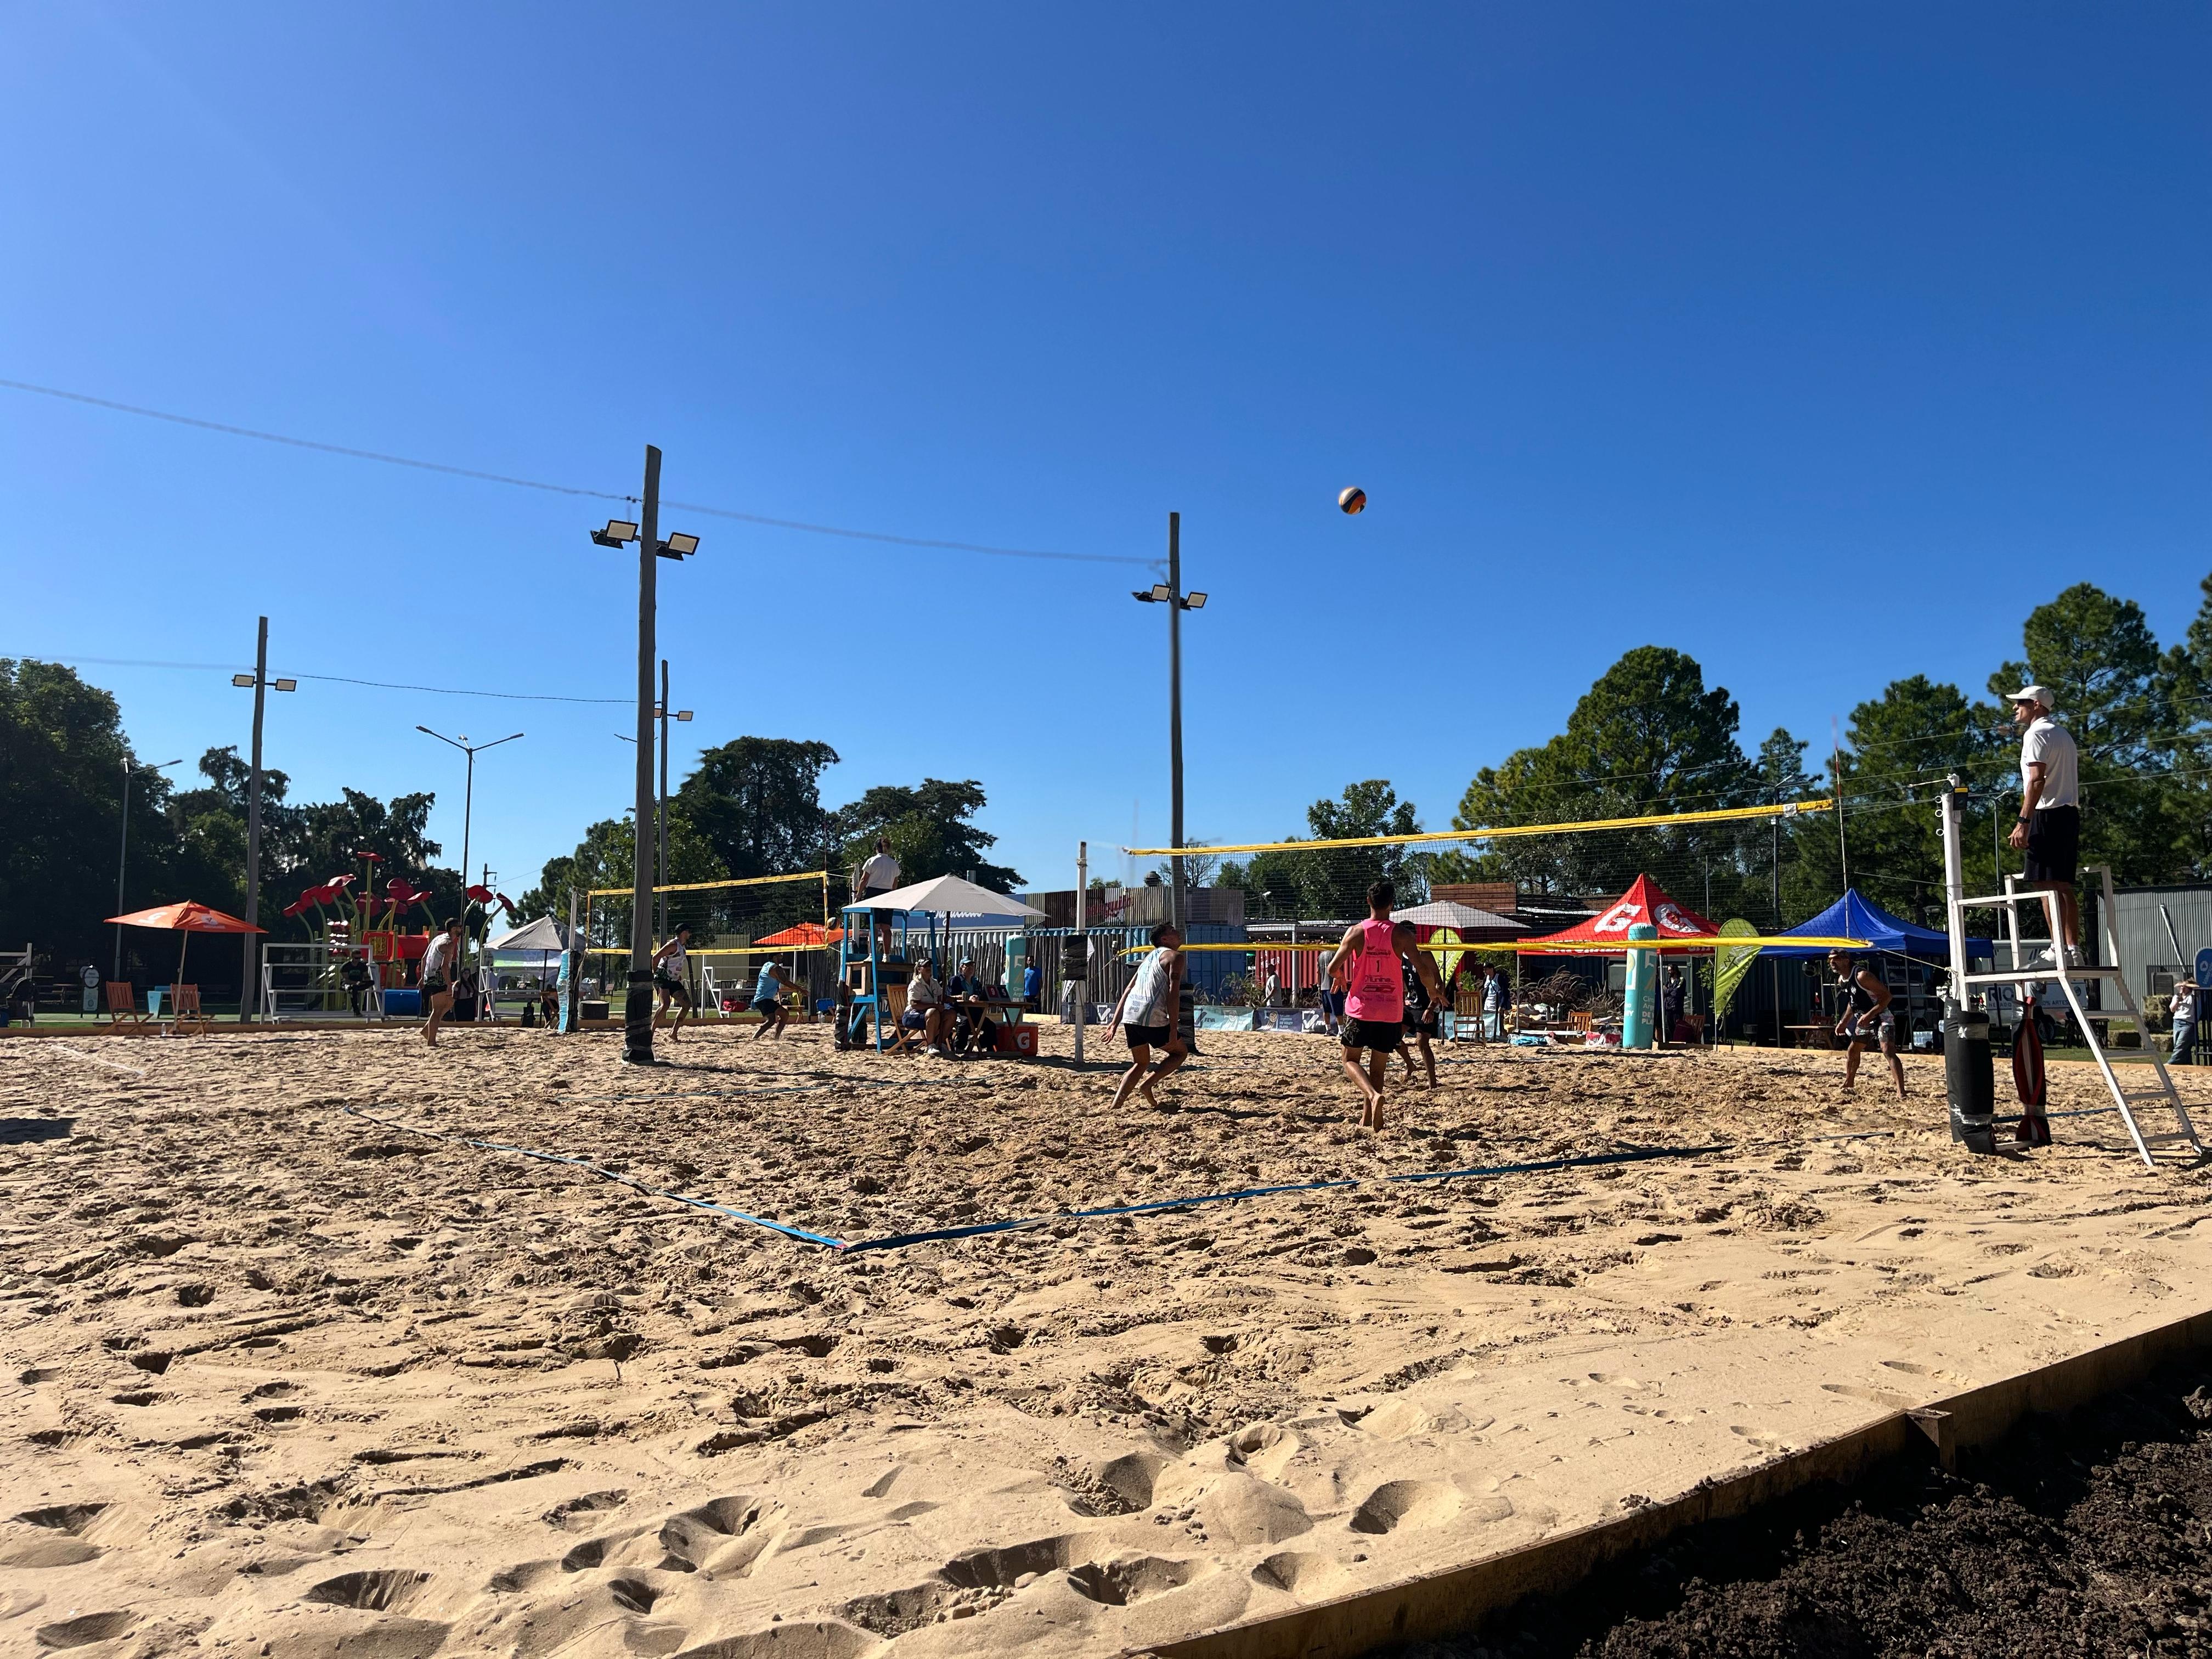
1348, 1480, 1462, 1535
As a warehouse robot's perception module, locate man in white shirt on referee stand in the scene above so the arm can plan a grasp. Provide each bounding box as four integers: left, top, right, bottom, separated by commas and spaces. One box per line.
2005, 685, 2082, 967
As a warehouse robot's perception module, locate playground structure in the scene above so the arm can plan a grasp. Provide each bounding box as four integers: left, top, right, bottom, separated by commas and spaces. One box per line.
261, 852, 516, 1020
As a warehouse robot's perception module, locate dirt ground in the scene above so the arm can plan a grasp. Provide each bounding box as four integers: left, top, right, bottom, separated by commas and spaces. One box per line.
3, 1022, 2210, 1659
1397, 1355, 2212, 1657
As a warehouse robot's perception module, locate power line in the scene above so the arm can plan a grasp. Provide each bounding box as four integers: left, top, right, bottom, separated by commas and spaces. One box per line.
0, 376, 1154, 568
4, 650, 628, 705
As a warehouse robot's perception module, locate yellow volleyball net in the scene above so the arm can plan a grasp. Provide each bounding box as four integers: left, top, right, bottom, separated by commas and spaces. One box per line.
580, 870, 831, 963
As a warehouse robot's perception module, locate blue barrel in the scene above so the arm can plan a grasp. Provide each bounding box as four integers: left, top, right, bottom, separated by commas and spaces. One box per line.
1622, 923, 1657, 1048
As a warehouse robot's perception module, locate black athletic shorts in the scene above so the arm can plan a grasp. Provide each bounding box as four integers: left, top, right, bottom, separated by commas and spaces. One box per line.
1404, 1007, 1440, 1040
2024, 805, 2080, 886
1125, 1022, 1170, 1051
656, 973, 690, 998
1342, 1017, 1403, 1052
421, 973, 447, 995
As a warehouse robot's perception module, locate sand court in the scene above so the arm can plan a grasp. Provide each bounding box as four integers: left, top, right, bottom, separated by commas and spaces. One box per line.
4, 1026, 2210, 1657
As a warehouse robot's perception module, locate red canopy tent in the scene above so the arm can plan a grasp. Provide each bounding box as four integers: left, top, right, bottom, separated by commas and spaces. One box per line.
1519, 876, 1719, 955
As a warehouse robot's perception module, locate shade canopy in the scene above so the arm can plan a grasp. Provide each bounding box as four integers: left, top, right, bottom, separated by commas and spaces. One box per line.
487, 915, 566, 956
1391, 900, 1525, 932
1520, 876, 1718, 952
843, 874, 1045, 919
1764, 889, 1991, 961
105, 901, 262, 934
755, 921, 845, 949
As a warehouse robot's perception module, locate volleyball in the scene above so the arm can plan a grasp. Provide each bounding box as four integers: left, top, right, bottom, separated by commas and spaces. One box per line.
1338, 486, 1367, 515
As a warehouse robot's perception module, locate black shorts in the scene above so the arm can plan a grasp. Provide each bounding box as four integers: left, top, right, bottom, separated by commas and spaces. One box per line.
421, 973, 448, 996
1125, 1022, 1170, 1051
657, 973, 690, 998
2024, 805, 2080, 886
1404, 1008, 1440, 1040
1342, 1017, 1403, 1052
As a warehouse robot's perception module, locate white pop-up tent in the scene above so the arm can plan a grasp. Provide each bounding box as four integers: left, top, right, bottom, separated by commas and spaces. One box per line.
487, 915, 567, 962
845, 874, 1045, 922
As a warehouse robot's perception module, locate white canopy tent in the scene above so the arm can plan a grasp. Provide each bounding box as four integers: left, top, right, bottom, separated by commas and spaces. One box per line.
1391, 900, 1524, 932
844, 875, 1045, 921
487, 915, 567, 960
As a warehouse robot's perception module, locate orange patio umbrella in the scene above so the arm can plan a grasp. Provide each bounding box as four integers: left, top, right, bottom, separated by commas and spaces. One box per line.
105, 901, 264, 981
753, 921, 844, 949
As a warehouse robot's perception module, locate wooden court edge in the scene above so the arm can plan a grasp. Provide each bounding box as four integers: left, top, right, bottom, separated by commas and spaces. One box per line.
1130, 1303, 2212, 1659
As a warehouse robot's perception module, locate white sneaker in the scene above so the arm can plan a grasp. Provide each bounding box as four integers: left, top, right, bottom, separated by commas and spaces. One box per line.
2063, 946, 2084, 969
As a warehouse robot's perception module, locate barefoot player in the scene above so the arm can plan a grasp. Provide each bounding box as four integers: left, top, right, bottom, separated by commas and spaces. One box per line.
1830, 950, 1906, 1102
1106, 924, 1187, 1109
1329, 881, 1446, 1129
652, 923, 695, 1040
751, 958, 799, 1041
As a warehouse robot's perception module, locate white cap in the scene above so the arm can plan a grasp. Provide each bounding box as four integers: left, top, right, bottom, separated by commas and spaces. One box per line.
2008, 684, 2054, 709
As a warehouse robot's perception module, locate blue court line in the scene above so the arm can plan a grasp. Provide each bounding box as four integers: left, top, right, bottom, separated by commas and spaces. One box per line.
341, 1105, 847, 1249
341, 1105, 1722, 1256
839, 1142, 1723, 1253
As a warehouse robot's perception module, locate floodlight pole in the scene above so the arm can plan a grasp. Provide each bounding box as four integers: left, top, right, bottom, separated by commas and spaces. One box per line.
1167, 512, 1186, 933
241, 618, 269, 1018
627, 446, 662, 1063
657, 659, 672, 945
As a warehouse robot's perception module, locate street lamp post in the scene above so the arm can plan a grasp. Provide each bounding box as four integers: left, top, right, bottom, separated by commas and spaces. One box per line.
1131, 511, 1207, 930
114, 754, 185, 980
588, 447, 700, 1064
232, 617, 296, 1019
613, 684, 695, 947
415, 727, 523, 1009
657, 662, 693, 944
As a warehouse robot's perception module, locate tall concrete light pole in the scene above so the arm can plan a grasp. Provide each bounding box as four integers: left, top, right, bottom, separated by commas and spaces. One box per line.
588, 447, 699, 1064
1131, 511, 1207, 930
231, 618, 295, 1019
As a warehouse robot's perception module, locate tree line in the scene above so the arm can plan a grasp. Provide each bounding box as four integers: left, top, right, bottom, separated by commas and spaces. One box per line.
0, 661, 1019, 984
1201, 576, 2212, 929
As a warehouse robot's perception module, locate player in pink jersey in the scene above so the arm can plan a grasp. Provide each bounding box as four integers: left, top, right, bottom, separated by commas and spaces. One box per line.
1325, 879, 1447, 1129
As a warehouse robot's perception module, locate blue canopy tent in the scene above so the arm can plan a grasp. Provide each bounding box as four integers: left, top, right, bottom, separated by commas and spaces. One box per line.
1765, 888, 1990, 960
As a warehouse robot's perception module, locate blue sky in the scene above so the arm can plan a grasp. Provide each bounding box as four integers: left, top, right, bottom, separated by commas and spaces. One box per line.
5, 4, 2207, 899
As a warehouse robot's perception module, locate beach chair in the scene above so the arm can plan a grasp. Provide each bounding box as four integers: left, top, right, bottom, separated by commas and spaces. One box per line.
103, 981, 150, 1032
163, 984, 212, 1037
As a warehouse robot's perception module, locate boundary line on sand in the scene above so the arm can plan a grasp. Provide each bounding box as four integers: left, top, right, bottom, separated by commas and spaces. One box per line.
334, 1104, 1718, 1255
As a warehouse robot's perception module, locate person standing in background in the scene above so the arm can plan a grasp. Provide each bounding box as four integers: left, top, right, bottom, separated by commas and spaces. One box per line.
2006, 686, 2083, 966
2171, 973, 2199, 1067
1483, 959, 1508, 1040
420, 917, 464, 1048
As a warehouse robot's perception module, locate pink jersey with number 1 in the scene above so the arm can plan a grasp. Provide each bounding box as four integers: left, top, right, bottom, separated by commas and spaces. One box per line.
1344, 918, 1404, 1022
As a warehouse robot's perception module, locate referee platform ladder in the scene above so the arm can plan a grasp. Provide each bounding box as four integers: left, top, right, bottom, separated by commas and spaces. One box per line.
1942, 784, 2199, 1170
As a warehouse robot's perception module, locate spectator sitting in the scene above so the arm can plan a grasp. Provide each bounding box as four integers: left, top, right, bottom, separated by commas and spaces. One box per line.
947, 955, 1000, 1054
899, 957, 949, 1055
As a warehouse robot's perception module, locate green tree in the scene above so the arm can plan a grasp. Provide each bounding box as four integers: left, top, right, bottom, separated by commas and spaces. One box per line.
677, 737, 840, 881
1217, 781, 1423, 919
1788, 678, 2004, 925
518, 808, 725, 944
833, 780, 1020, 892
0, 659, 183, 971
1444, 647, 1756, 901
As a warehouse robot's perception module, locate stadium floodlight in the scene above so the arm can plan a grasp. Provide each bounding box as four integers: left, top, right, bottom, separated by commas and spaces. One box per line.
676, 710, 693, 722
592, 518, 640, 549
232, 673, 254, 687
657, 531, 700, 559
1131, 512, 1205, 932
1184, 592, 1207, 610
273, 678, 296, 691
